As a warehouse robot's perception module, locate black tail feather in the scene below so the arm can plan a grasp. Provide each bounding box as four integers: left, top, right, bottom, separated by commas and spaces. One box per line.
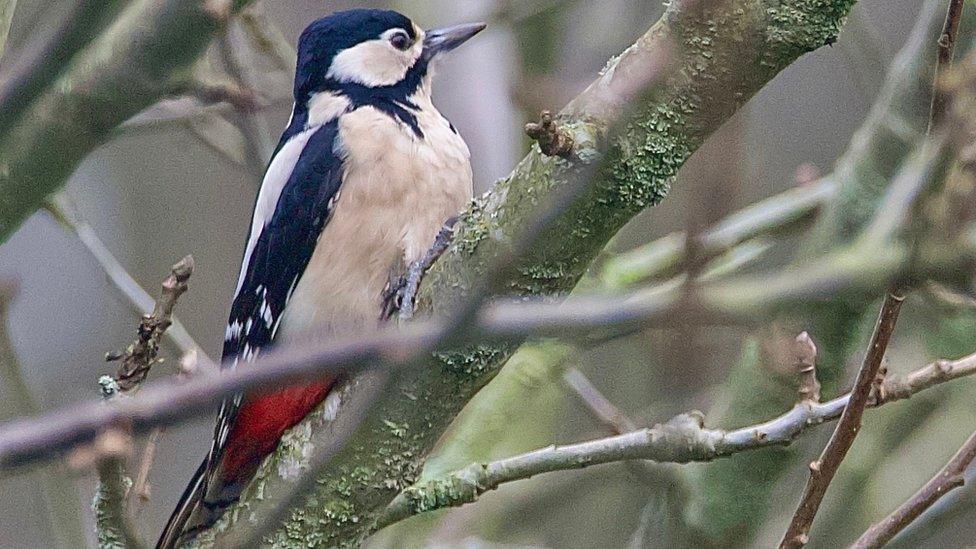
156, 458, 207, 549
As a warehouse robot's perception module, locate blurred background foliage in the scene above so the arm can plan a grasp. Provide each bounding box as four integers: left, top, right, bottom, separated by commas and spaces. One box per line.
1, 0, 974, 547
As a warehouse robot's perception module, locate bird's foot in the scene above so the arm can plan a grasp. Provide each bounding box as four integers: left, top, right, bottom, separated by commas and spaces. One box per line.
381, 217, 457, 321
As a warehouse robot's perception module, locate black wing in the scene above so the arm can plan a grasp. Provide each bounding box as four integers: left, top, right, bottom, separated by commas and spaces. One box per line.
156, 119, 346, 548
216, 117, 344, 450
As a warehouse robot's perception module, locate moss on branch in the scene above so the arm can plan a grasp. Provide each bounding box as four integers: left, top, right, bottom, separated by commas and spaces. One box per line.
202, 1, 860, 546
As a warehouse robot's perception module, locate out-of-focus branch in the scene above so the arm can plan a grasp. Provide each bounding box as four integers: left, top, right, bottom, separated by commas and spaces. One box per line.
44, 196, 212, 367
563, 366, 637, 434
0, 0, 256, 242
216, 27, 274, 176
851, 429, 976, 549
780, 293, 905, 549
0, 0, 16, 60
0, 284, 88, 549
239, 4, 296, 71
1, 229, 971, 472
0, 0, 128, 135
375, 345, 976, 528
601, 179, 835, 288
84, 430, 143, 549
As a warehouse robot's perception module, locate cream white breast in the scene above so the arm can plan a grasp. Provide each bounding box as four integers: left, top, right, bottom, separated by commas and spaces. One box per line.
278, 86, 472, 339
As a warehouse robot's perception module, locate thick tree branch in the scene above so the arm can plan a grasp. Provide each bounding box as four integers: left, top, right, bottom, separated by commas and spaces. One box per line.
0, 0, 255, 242
374, 347, 976, 528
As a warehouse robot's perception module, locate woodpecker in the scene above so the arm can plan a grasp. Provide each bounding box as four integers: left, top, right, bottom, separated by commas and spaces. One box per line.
157, 10, 483, 547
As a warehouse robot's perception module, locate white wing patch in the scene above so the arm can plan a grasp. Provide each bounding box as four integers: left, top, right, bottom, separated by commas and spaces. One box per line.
234, 127, 319, 297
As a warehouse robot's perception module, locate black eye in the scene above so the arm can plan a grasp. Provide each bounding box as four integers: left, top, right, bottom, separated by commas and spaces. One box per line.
390, 32, 411, 51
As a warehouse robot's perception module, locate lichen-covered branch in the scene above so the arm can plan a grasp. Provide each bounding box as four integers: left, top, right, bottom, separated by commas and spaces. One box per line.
373, 347, 976, 528
89, 430, 142, 549
202, 1, 864, 545
0, 0, 255, 242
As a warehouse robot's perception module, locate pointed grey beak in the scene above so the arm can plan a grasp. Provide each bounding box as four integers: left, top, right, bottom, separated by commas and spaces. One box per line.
424, 22, 487, 57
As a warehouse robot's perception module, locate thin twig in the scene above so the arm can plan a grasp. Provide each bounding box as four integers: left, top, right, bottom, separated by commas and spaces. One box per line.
851, 429, 976, 548
107, 256, 196, 391
128, 427, 162, 517
928, 0, 966, 133
794, 332, 821, 403
44, 196, 214, 368
375, 344, 976, 529
563, 367, 637, 434
779, 293, 905, 548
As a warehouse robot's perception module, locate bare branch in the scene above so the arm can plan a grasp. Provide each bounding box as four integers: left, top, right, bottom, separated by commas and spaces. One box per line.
128, 427, 162, 517
375, 346, 976, 528
851, 430, 976, 548
780, 293, 905, 549
106, 256, 196, 391
929, 0, 966, 132
45, 196, 212, 367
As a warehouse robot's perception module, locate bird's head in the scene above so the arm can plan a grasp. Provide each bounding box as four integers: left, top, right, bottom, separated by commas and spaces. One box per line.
293, 9, 485, 105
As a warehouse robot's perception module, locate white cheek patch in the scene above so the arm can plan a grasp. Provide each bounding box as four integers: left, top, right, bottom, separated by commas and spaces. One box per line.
326, 32, 423, 87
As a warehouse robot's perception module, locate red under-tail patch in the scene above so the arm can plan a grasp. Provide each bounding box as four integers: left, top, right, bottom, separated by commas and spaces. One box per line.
218, 378, 336, 483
